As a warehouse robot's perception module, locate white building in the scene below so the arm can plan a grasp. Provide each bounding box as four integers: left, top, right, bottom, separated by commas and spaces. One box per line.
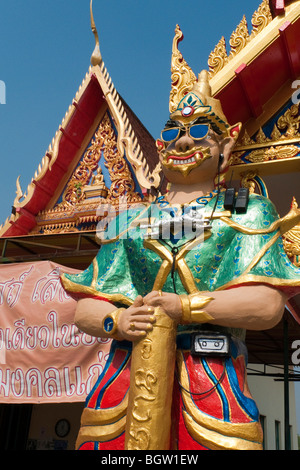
248, 364, 299, 450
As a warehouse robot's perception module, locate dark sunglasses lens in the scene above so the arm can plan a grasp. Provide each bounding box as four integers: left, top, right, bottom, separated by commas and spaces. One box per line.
189, 124, 209, 139
161, 128, 180, 142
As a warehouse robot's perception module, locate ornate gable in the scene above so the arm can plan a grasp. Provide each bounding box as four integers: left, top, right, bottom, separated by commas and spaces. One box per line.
202, 0, 300, 190
0, 6, 161, 238
32, 110, 145, 235
205, 0, 300, 269
230, 100, 300, 193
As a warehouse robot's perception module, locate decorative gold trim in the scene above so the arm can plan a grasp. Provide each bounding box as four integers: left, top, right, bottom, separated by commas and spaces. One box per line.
90, 0, 102, 66
214, 201, 300, 290
177, 351, 263, 450
92, 64, 161, 190
216, 273, 300, 291
177, 258, 200, 294
208, 0, 272, 78
76, 415, 126, 448
169, 24, 197, 114
99, 113, 142, 203
282, 198, 300, 267
250, 145, 299, 163
60, 272, 134, 306
220, 201, 300, 236
125, 307, 177, 450
233, 103, 300, 156
182, 411, 262, 450
81, 396, 128, 426
180, 293, 214, 323
61, 118, 108, 206
240, 171, 266, 196
144, 233, 212, 294
283, 238, 300, 267
179, 294, 190, 320
91, 257, 99, 289
229, 15, 250, 59
251, 0, 273, 38
208, 37, 228, 76
210, 1, 300, 93
241, 232, 281, 276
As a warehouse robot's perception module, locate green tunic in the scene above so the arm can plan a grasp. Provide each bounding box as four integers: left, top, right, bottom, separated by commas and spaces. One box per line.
62, 192, 300, 307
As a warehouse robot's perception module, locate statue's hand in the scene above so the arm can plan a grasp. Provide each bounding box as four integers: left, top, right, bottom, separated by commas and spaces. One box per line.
143, 291, 182, 322
117, 295, 156, 342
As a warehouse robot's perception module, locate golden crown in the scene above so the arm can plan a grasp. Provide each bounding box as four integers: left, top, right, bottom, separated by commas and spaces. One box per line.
169, 25, 231, 135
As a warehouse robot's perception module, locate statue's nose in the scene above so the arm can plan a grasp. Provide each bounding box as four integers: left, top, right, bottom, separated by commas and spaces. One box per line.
175, 132, 194, 153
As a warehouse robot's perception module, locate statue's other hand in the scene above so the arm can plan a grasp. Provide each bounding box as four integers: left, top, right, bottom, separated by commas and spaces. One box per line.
143, 291, 182, 322
117, 295, 156, 342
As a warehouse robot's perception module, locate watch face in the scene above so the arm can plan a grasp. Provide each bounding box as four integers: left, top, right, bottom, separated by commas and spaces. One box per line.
55, 419, 70, 438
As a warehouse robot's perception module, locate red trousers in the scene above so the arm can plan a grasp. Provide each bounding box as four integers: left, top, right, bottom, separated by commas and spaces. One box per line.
78, 337, 263, 450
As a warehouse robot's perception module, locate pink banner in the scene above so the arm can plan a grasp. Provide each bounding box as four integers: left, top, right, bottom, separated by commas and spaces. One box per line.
0, 261, 111, 403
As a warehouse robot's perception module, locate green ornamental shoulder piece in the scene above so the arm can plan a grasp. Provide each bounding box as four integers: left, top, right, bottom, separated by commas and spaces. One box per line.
61, 192, 300, 305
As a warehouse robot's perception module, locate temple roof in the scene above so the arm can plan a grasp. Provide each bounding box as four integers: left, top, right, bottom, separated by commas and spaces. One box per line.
209, 0, 300, 140
202, 0, 300, 219
0, 41, 161, 238
0, 0, 300, 365
0, 0, 299, 239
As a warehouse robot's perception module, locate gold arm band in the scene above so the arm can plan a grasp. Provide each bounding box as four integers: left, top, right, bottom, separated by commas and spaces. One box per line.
179, 293, 214, 324
102, 308, 126, 339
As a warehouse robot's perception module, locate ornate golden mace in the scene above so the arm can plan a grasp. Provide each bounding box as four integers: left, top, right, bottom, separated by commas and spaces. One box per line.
124, 307, 177, 450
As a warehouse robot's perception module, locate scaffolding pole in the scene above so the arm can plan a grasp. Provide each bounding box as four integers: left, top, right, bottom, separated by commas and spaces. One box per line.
284, 318, 291, 450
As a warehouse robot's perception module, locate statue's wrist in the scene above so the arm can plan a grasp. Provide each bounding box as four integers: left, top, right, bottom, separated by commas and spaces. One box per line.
102, 308, 125, 339
179, 293, 214, 323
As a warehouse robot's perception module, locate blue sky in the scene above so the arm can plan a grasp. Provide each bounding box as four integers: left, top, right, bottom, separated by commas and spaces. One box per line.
1, 0, 300, 438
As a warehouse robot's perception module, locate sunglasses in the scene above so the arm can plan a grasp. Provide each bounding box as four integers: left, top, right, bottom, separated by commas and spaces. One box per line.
161, 123, 210, 144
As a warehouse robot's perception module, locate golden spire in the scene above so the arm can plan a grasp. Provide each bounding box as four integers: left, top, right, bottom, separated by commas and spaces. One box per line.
90, 0, 102, 66
168, 28, 237, 135
192, 70, 212, 105
169, 25, 197, 113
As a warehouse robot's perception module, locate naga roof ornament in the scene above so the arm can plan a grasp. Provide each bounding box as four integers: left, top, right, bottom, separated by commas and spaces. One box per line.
90, 0, 102, 67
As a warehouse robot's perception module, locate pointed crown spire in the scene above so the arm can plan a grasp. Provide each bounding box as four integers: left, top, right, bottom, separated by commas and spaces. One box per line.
169, 25, 231, 134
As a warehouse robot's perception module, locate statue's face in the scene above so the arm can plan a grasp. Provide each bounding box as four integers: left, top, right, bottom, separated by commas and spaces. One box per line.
157, 118, 225, 184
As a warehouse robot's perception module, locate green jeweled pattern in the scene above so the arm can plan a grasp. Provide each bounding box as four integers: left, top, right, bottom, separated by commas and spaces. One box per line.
64, 193, 300, 305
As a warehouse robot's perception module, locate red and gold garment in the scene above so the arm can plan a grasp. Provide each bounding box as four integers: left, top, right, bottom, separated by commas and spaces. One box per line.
76, 332, 263, 451
61, 193, 300, 450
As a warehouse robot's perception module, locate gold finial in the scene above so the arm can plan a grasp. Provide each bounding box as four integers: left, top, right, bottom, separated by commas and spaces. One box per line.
197, 70, 212, 96
169, 25, 197, 113
13, 175, 24, 206
168, 28, 229, 133
191, 70, 212, 105
90, 0, 102, 66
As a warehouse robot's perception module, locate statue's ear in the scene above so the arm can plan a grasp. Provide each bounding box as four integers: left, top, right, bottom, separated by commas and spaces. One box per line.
219, 123, 242, 171
156, 139, 165, 153
228, 122, 242, 142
